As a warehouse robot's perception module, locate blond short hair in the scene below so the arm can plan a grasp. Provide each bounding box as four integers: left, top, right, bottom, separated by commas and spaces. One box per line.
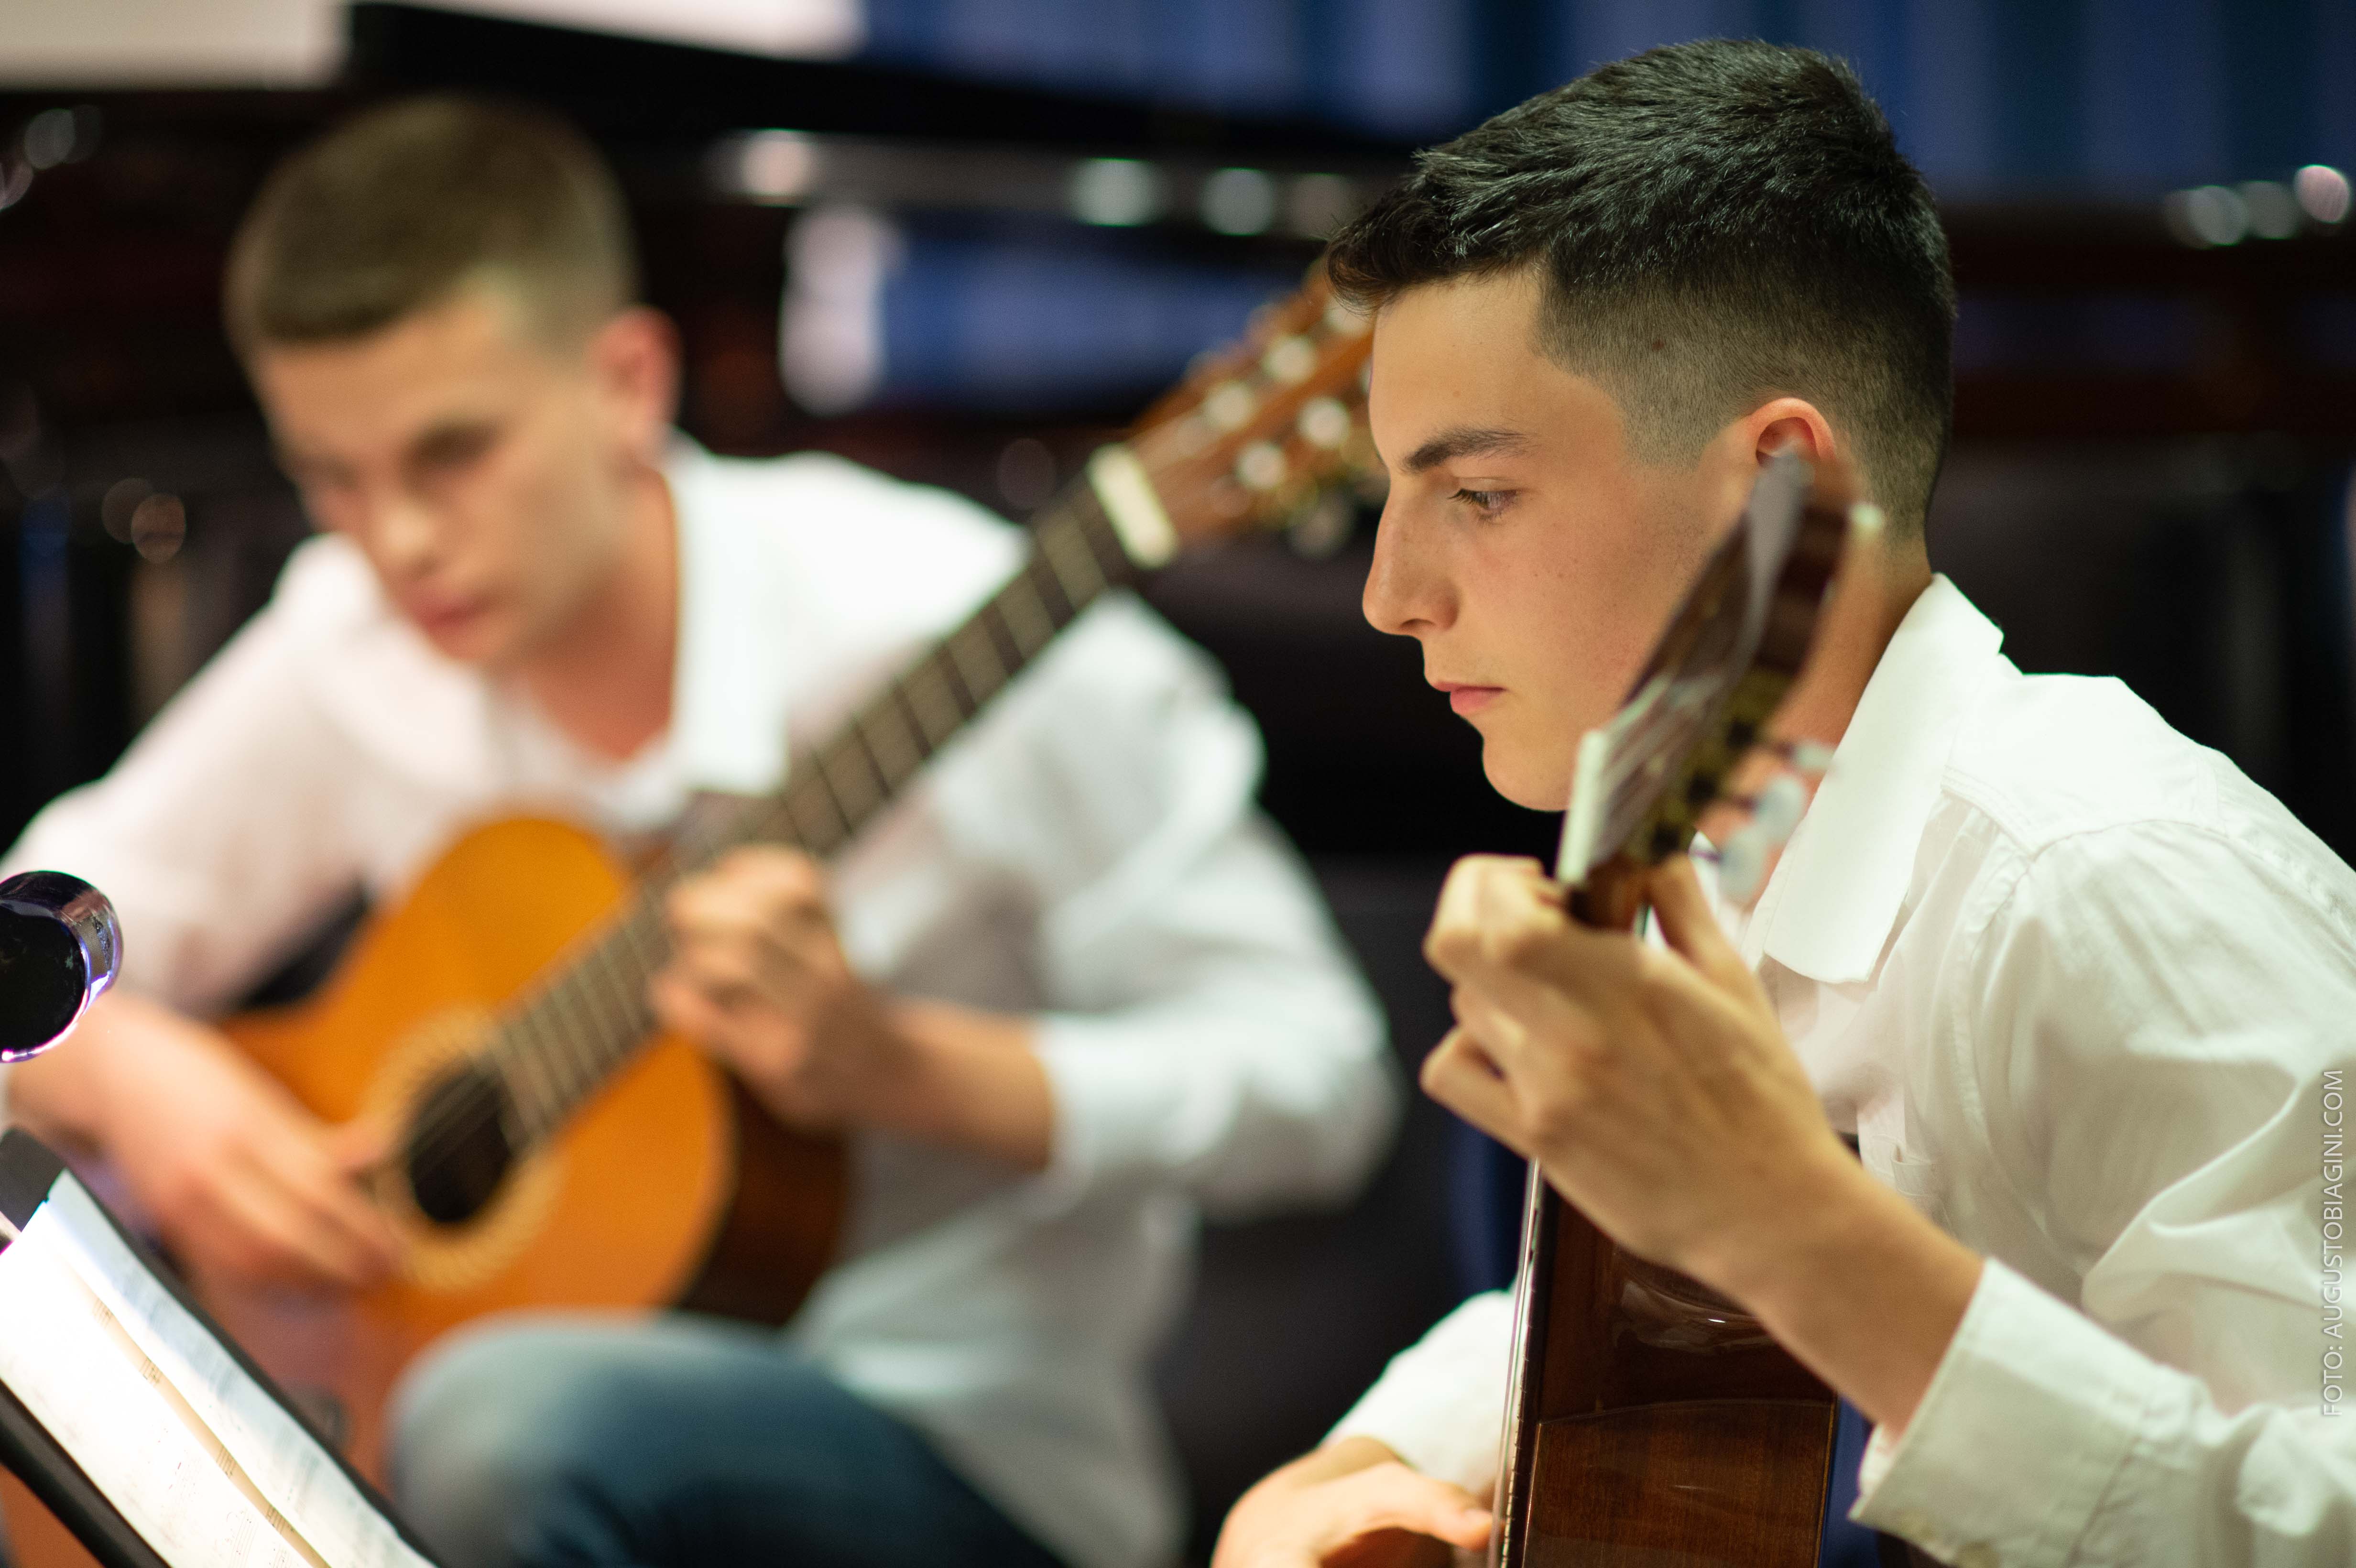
225, 95, 636, 355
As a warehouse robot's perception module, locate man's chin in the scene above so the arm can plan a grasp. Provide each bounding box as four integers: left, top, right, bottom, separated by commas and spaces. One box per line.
1478, 741, 1573, 814
414, 612, 515, 667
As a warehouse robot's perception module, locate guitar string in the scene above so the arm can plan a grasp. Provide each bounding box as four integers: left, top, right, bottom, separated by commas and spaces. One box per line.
393, 493, 1131, 1184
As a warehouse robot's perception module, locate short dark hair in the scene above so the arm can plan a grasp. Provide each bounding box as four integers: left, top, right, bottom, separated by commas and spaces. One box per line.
1328, 39, 1954, 530
225, 96, 636, 355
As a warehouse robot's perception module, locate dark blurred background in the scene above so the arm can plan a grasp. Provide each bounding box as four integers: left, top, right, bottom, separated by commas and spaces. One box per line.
3, 1, 2353, 1556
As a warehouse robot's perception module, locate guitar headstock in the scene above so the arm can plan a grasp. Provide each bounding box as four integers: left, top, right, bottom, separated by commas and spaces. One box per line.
1090, 267, 1380, 565
1556, 450, 1857, 928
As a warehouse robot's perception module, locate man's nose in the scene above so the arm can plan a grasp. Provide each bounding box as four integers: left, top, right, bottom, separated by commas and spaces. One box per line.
367, 490, 444, 578
1361, 496, 1451, 639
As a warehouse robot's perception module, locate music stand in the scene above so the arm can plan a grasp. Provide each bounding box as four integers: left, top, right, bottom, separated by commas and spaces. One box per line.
0, 1131, 444, 1568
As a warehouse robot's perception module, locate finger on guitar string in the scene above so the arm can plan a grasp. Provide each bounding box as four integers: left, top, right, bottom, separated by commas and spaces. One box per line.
1420, 855, 1551, 975
1641, 858, 1774, 1015
1424, 859, 1649, 1048
326, 1113, 393, 1178
657, 931, 776, 1014
1418, 1028, 1530, 1155
649, 970, 763, 1048
666, 846, 836, 946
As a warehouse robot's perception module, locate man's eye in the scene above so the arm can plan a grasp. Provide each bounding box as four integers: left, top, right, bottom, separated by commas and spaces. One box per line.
1451, 488, 1511, 515
416, 429, 496, 473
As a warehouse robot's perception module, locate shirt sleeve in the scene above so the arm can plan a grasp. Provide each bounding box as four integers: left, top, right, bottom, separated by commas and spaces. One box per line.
1873, 817, 2356, 1563
1854, 1259, 2356, 1566
2, 574, 369, 1020
1324, 1289, 1515, 1494
933, 594, 1396, 1220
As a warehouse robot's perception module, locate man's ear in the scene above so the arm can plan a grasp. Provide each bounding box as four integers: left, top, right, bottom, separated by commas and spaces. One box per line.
588, 306, 682, 466
1746, 398, 1839, 472
1696, 396, 1844, 526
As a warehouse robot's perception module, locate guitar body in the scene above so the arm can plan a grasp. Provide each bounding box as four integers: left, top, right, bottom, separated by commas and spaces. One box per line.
202, 817, 846, 1478
1500, 1182, 1835, 1566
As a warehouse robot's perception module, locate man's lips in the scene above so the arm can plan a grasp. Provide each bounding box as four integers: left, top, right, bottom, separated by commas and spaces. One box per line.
1432, 680, 1504, 717
404, 594, 494, 637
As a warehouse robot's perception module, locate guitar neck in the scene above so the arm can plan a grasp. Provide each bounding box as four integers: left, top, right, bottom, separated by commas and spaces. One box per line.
481, 479, 1144, 1146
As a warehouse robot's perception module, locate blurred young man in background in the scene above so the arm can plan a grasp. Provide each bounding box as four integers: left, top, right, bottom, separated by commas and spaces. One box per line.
2, 98, 1395, 1568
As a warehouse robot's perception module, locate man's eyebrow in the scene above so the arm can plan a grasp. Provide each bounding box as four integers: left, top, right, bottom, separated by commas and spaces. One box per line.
1399, 425, 1532, 475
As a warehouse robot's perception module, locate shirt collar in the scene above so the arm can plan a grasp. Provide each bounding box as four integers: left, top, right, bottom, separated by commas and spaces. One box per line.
664, 436, 799, 796
1743, 574, 2008, 985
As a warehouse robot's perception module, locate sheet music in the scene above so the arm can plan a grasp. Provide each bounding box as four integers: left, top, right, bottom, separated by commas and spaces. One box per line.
0, 1175, 434, 1568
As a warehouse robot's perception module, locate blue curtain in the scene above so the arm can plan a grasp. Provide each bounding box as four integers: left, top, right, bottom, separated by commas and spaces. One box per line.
863, 0, 2356, 191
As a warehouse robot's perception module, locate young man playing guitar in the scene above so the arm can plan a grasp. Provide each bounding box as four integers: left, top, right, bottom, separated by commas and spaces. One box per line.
1217, 40, 2351, 1567
0, 98, 1395, 1568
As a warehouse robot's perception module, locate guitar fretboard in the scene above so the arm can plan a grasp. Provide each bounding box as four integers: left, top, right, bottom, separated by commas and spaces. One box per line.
446, 481, 1141, 1152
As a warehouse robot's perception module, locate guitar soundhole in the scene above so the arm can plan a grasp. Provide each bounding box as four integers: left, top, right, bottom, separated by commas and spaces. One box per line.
403, 1063, 519, 1227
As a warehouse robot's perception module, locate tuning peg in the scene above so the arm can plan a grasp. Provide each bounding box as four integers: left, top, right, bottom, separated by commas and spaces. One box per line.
1262, 336, 1316, 384
1298, 396, 1352, 450
1203, 383, 1256, 432
1752, 773, 1807, 845
1236, 442, 1288, 492
1715, 825, 1770, 904
1768, 738, 1834, 776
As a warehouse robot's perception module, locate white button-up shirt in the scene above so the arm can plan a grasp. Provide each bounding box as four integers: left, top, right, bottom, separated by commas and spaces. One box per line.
5, 440, 1396, 1568
1331, 576, 2355, 1565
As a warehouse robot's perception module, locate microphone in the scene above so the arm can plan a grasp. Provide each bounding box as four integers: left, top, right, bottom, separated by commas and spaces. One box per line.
0, 872, 121, 1061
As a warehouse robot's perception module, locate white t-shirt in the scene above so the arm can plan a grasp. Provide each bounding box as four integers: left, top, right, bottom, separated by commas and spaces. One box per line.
6, 438, 1397, 1568
1332, 577, 2356, 1566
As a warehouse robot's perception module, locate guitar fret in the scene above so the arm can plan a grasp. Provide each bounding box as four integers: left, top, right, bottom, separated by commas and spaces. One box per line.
948, 620, 1010, 708
778, 778, 839, 853
899, 664, 962, 749
995, 575, 1055, 659
800, 763, 860, 852
1069, 487, 1144, 588
818, 740, 881, 829
1038, 515, 1109, 611
979, 598, 1029, 680
750, 793, 799, 851
852, 706, 918, 794
868, 688, 932, 780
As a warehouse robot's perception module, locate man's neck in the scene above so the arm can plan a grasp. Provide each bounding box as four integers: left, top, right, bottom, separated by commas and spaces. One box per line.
515, 464, 680, 763
1775, 545, 1934, 753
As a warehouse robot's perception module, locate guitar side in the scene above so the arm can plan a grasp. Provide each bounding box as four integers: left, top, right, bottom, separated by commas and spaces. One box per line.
1496, 1186, 1836, 1567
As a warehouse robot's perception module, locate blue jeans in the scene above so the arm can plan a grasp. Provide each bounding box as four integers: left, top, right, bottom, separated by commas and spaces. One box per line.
388, 1314, 1066, 1568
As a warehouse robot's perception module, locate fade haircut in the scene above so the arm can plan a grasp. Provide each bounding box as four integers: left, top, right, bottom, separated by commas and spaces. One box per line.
1327, 39, 1955, 531
225, 96, 637, 356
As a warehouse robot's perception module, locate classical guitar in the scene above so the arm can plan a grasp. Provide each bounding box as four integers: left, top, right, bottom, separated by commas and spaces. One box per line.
1490, 451, 1856, 1567
192, 273, 1380, 1480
